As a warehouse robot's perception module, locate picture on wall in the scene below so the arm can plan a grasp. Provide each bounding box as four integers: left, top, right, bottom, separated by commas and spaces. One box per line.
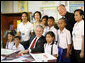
18, 1, 28, 12
40, 6, 58, 22
70, 6, 84, 13
69, 1, 84, 5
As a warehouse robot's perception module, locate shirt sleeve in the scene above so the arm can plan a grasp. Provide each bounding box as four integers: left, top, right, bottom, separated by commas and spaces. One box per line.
5, 43, 7, 49
30, 24, 34, 32
54, 29, 58, 41
53, 44, 58, 55
82, 23, 84, 36
67, 31, 71, 44
19, 44, 25, 51
17, 24, 20, 32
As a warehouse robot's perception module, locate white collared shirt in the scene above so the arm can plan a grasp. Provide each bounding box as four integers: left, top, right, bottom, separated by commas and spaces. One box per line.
43, 26, 57, 41
44, 43, 58, 56
17, 21, 33, 41
58, 28, 71, 49
72, 20, 84, 50
6, 41, 14, 50
12, 43, 25, 51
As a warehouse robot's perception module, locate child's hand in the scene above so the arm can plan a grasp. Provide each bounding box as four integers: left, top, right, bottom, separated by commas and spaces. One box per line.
18, 50, 29, 54
65, 53, 70, 58
80, 52, 84, 58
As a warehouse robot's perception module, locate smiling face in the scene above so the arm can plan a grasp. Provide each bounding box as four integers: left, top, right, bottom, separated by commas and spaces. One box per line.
58, 6, 67, 16
42, 18, 47, 25
34, 13, 41, 22
74, 11, 83, 22
58, 19, 66, 30
46, 34, 54, 44
48, 19, 54, 27
14, 38, 20, 45
35, 27, 43, 37
8, 34, 14, 42
22, 13, 28, 22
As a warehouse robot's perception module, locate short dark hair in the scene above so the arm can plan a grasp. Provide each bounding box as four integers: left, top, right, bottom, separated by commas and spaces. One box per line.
21, 12, 29, 21
33, 11, 42, 19
14, 36, 21, 40
7, 31, 15, 37
74, 9, 84, 19
48, 16, 55, 21
59, 17, 67, 24
42, 15, 48, 20
45, 31, 55, 45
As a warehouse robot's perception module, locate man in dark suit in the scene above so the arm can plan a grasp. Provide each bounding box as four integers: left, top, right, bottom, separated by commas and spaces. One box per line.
57, 4, 76, 35
19, 25, 46, 54
57, 4, 76, 62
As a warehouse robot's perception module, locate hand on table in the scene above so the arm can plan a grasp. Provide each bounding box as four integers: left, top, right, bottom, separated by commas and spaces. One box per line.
18, 50, 29, 54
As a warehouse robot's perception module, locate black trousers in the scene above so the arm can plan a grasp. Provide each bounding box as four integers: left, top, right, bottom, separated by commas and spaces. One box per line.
73, 50, 84, 62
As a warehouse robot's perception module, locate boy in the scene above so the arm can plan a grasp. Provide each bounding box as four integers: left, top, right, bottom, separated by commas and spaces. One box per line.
43, 16, 57, 42
57, 18, 71, 62
13, 36, 25, 51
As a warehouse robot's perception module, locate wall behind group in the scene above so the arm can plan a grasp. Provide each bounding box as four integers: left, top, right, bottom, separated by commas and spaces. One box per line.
1, 1, 84, 22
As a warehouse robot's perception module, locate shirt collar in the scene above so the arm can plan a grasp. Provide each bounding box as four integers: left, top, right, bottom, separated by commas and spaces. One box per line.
47, 42, 53, 45
47, 26, 54, 30
59, 28, 66, 33
75, 20, 84, 26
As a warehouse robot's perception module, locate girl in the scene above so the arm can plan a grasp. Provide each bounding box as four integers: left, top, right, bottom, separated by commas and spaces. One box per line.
43, 16, 57, 42
41, 15, 48, 36
41, 15, 48, 28
44, 31, 58, 58
72, 9, 84, 62
6, 31, 15, 50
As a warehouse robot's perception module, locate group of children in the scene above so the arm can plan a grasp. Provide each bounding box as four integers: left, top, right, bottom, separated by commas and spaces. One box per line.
5, 9, 84, 62
6, 32, 25, 51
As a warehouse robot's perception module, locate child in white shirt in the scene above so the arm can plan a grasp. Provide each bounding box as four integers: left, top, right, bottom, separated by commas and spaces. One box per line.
44, 31, 58, 58
13, 36, 25, 51
57, 18, 71, 62
6, 31, 15, 50
43, 16, 57, 42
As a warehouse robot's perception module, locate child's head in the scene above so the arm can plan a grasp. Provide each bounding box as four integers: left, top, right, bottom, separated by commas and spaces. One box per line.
58, 18, 66, 30
45, 31, 55, 44
48, 16, 55, 27
42, 15, 48, 26
7, 31, 15, 41
14, 36, 21, 44
74, 9, 84, 22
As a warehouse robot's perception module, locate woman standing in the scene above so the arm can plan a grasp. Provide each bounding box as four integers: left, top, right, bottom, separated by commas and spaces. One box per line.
17, 12, 33, 49
72, 9, 84, 62
33, 11, 42, 31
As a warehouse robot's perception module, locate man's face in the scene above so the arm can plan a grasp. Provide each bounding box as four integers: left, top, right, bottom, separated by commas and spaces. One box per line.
35, 28, 43, 37
58, 6, 66, 16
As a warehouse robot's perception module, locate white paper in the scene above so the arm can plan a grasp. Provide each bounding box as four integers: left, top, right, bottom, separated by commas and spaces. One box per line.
30, 53, 57, 62
1, 48, 18, 56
